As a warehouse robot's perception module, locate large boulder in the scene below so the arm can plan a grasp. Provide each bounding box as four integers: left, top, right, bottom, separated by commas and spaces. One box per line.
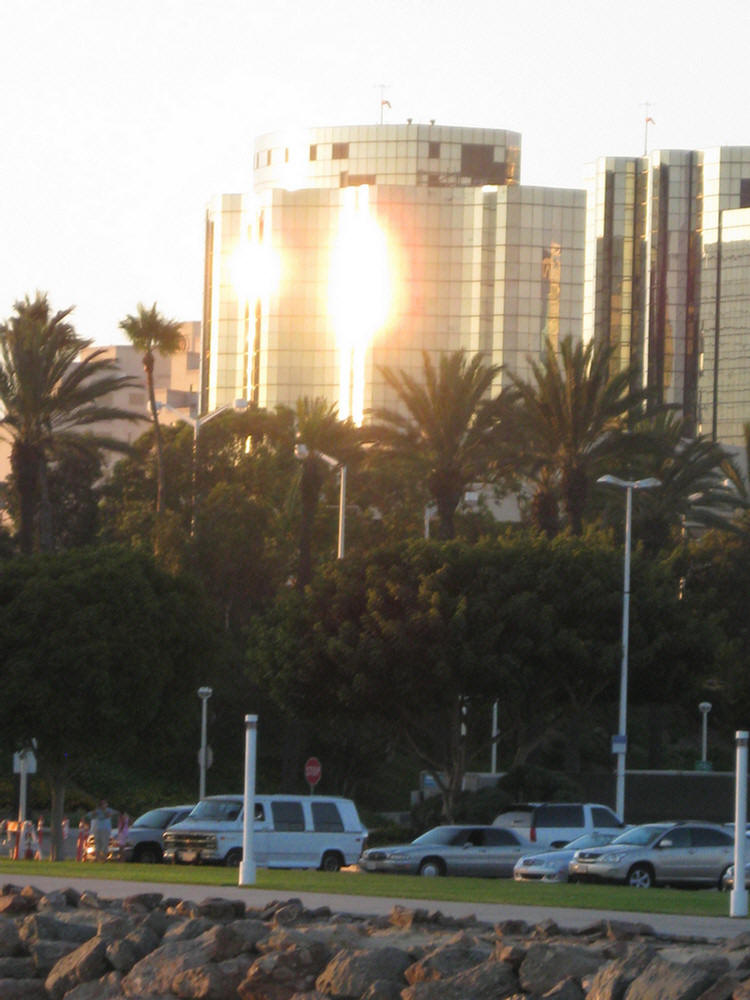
401, 958, 518, 1000
404, 931, 492, 984
624, 953, 717, 1000
44, 935, 111, 1000
315, 945, 412, 998
519, 941, 606, 995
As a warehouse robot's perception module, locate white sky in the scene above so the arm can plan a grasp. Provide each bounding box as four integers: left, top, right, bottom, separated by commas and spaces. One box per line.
2, 0, 749, 345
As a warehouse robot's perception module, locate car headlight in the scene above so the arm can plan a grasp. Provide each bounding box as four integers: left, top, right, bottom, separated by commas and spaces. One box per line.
385, 851, 408, 861
599, 852, 628, 864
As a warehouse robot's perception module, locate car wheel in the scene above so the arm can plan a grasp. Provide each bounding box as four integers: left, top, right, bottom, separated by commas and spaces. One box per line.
225, 848, 242, 867
320, 850, 343, 872
418, 857, 445, 877
627, 863, 654, 888
134, 844, 161, 864
719, 865, 732, 891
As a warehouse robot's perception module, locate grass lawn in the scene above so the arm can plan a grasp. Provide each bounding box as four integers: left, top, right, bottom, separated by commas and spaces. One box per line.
0, 860, 737, 919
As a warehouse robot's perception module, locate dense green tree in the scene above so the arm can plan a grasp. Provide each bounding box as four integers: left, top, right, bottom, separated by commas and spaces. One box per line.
119, 303, 183, 518
251, 532, 703, 820
0, 544, 226, 858
505, 335, 649, 535
371, 350, 504, 539
0, 293, 140, 553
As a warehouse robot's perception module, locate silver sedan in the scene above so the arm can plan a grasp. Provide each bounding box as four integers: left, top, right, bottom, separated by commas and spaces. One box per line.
359, 825, 528, 877
513, 831, 617, 883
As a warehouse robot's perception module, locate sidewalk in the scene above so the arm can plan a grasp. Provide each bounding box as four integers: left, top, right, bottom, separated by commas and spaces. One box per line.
3, 871, 750, 942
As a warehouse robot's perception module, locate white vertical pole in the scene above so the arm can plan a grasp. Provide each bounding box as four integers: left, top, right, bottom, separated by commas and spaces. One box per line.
491, 701, 499, 774
615, 485, 633, 822
239, 714, 258, 886
731, 730, 748, 917
199, 697, 208, 800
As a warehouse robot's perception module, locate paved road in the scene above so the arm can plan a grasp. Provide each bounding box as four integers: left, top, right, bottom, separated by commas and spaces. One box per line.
5, 871, 750, 942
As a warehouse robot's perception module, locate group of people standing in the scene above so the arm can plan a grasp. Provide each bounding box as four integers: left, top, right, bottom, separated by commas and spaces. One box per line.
81, 800, 129, 862
1, 800, 130, 862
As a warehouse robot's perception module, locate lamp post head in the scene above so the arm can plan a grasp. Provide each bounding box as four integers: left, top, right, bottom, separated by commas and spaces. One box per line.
699, 701, 712, 715
197, 687, 213, 701
597, 474, 661, 491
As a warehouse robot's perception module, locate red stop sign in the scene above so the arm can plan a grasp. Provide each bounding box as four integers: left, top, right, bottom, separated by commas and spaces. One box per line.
304, 757, 322, 786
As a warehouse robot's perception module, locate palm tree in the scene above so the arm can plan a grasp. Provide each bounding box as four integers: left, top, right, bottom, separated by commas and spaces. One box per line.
370, 350, 502, 540
119, 303, 184, 516
0, 293, 141, 553
608, 410, 747, 553
291, 397, 360, 589
505, 335, 648, 535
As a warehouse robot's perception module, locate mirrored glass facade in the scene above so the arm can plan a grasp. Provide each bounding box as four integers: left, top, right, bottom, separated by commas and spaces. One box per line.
202, 123, 585, 418
584, 146, 750, 439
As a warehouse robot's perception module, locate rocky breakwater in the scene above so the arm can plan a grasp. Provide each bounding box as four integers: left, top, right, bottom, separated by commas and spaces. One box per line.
1, 884, 750, 1000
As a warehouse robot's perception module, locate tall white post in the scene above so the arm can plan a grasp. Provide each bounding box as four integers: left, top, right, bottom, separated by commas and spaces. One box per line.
239, 714, 258, 886
731, 730, 748, 917
614, 484, 633, 822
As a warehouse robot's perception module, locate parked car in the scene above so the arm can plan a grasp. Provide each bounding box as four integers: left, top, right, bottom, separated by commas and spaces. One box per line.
359, 825, 528, 877
162, 794, 367, 870
568, 821, 736, 888
493, 802, 625, 848
84, 804, 195, 863
513, 831, 618, 883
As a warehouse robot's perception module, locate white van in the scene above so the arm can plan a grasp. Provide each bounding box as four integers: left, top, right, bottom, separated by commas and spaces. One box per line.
162, 794, 367, 871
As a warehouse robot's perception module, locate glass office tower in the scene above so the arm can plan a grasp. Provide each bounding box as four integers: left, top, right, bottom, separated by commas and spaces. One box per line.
584, 146, 750, 439
202, 123, 585, 418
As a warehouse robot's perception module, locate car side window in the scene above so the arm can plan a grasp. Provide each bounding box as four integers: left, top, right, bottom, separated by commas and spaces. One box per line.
661, 827, 691, 848
591, 806, 622, 828
484, 828, 519, 846
690, 827, 733, 847
465, 829, 485, 846
254, 803, 265, 821
537, 805, 583, 827
271, 800, 305, 831
311, 801, 344, 832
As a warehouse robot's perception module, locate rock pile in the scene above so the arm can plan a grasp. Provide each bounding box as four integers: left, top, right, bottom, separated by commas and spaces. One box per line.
1, 882, 750, 999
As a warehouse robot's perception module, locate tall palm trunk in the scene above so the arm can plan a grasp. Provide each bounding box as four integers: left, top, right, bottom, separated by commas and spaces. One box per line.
12, 441, 41, 555
143, 350, 166, 516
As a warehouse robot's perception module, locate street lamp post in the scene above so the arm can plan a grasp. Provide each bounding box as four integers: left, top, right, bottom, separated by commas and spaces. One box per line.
597, 474, 661, 821
156, 399, 247, 534
197, 686, 212, 800
294, 443, 345, 559
699, 701, 712, 763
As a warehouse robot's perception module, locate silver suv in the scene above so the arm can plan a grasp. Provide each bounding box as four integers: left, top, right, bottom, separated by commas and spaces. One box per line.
568, 821, 735, 888
493, 802, 624, 849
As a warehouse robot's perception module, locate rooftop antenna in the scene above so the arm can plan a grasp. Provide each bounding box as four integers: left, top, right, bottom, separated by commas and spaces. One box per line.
376, 84, 391, 124
641, 102, 656, 155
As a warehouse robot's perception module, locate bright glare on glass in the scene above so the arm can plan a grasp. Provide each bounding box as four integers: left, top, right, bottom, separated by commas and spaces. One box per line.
230, 240, 280, 301
329, 186, 391, 425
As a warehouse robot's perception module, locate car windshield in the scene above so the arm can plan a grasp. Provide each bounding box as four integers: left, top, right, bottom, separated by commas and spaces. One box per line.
563, 831, 615, 850
412, 827, 467, 846
189, 799, 242, 821
610, 824, 670, 846
131, 809, 174, 829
